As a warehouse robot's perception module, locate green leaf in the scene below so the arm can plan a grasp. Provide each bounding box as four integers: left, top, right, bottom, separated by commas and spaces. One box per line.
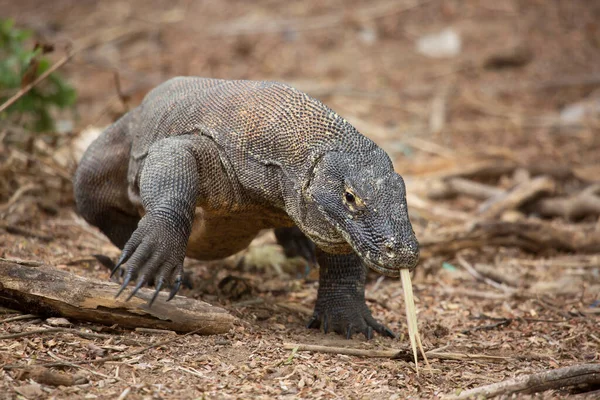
0, 18, 77, 132
442, 262, 457, 272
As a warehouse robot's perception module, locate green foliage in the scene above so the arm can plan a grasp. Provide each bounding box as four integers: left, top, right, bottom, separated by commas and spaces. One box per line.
0, 18, 76, 132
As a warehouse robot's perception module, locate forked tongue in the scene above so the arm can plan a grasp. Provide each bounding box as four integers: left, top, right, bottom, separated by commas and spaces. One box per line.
400, 268, 430, 375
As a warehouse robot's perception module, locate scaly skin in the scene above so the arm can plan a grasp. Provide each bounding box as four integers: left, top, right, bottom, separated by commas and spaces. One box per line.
74, 77, 420, 339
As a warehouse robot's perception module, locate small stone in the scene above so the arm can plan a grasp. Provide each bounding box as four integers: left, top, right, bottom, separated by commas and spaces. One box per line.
416, 28, 461, 58
46, 317, 71, 327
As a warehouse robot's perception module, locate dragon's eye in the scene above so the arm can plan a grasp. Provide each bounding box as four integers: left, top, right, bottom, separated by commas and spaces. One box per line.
344, 192, 355, 203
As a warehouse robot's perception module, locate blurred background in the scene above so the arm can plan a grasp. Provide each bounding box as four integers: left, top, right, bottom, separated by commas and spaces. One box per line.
1, 1, 599, 398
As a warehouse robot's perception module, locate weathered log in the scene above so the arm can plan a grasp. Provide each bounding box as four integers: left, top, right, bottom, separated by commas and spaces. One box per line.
0, 262, 235, 334
443, 363, 600, 399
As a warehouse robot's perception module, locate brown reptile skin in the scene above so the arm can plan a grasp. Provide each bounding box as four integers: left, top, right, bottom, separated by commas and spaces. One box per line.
74, 77, 419, 338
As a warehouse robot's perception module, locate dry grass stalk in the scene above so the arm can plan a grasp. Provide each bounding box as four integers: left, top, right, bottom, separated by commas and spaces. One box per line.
400, 269, 430, 374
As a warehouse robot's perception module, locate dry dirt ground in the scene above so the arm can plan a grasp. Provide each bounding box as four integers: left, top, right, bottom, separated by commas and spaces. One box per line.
1, 0, 599, 399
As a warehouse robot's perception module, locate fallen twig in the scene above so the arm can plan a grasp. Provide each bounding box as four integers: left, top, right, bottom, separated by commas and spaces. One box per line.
0, 224, 53, 242
283, 343, 510, 363
0, 314, 39, 323
462, 318, 512, 334
442, 363, 600, 399
46, 352, 111, 380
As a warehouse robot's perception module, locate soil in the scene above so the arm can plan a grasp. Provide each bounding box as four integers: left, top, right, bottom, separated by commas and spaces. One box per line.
1, 0, 599, 399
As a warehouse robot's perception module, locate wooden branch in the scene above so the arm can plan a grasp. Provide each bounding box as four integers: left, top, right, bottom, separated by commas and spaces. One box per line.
421, 159, 518, 180
427, 177, 503, 200
478, 176, 555, 219
407, 193, 471, 222
443, 363, 600, 399
204, 0, 431, 36
420, 219, 600, 256
417, 159, 577, 182
0, 262, 234, 334
283, 343, 510, 363
534, 184, 600, 220
477, 220, 600, 253
511, 254, 600, 269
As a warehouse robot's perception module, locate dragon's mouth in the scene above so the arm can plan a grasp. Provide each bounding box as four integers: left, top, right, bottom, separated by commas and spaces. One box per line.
365, 260, 403, 277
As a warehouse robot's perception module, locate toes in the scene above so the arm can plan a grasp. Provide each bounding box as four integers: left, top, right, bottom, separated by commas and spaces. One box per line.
366, 326, 373, 340
322, 316, 329, 334
112, 231, 143, 277
167, 274, 182, 301
126, 252, 167, 301
126, 279, 146, 301
346, 325, 353, 340
148, 279, 164, 306
115, 273, 133, 298
306, 315, 320, 330
382, 327, 396, 338
111, 252, 129, 277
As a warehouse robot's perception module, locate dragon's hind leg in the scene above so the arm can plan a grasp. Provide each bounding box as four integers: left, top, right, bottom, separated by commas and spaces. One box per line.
74, 116, 140, 249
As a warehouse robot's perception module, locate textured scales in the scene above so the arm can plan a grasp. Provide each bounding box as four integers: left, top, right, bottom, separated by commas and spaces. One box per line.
74, 77, 420, 339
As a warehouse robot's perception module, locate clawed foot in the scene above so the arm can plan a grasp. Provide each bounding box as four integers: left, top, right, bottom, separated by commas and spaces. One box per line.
306, 303, 396, 340
109, 215, 189, 305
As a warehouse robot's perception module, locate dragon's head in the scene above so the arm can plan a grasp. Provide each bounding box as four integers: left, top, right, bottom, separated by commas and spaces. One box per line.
304, 148, 419, 276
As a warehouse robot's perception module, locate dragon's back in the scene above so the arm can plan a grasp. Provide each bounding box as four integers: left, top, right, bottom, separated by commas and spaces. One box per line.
129, 77, 379, 178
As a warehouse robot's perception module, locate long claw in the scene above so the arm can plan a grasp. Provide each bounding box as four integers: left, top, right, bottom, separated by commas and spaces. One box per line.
323, 316, 329, 334
346, 325, 353, 340
126, 278, 146, 301
149, 279, 164, 307
306, 316, 319, 329
111, 252, 129, 277
167, 276, 182, 301
115, 273, 132, 298
366, 326, 373, 340
383, 327, 396, 338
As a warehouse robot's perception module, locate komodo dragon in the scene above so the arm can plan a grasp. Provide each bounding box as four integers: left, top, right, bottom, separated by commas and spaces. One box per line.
74, 77, 419, 339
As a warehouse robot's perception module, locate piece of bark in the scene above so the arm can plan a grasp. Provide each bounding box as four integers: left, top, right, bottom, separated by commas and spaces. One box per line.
443, 363, 600, 399
0, 262, 235, 334
15, 367, 88, 386
478, 176, 556, 219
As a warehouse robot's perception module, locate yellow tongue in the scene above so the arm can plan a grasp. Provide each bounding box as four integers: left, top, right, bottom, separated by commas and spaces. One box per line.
400, 268, 430, 375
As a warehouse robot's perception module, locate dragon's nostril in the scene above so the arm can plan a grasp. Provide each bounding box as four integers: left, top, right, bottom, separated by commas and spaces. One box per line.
383, 241, 396, 258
